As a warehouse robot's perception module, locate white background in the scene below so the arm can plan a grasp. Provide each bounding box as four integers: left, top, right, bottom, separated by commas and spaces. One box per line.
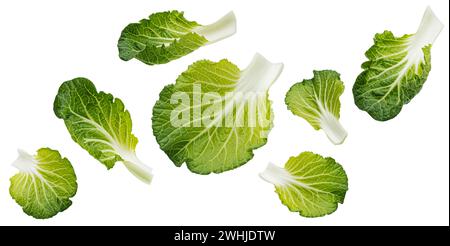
0, 0, 448, 226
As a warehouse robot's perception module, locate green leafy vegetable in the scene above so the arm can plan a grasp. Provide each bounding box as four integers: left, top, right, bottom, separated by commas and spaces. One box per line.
118, 10, 236, 65
54, 78, 152, 184
10, 148, 77, 219
285, 70, 347, 145
260, 152, 348, 218
353, 7, 443, 121
152, 53, 283, 174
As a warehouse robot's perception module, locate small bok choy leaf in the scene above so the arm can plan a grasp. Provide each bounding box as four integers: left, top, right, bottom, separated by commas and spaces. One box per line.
54, 78, 153, 184
353, 7, 444, 121
118, 10, 236, 65
10, 148, 77, 219
285, 70, 347, 145
260, 152, 348, 218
